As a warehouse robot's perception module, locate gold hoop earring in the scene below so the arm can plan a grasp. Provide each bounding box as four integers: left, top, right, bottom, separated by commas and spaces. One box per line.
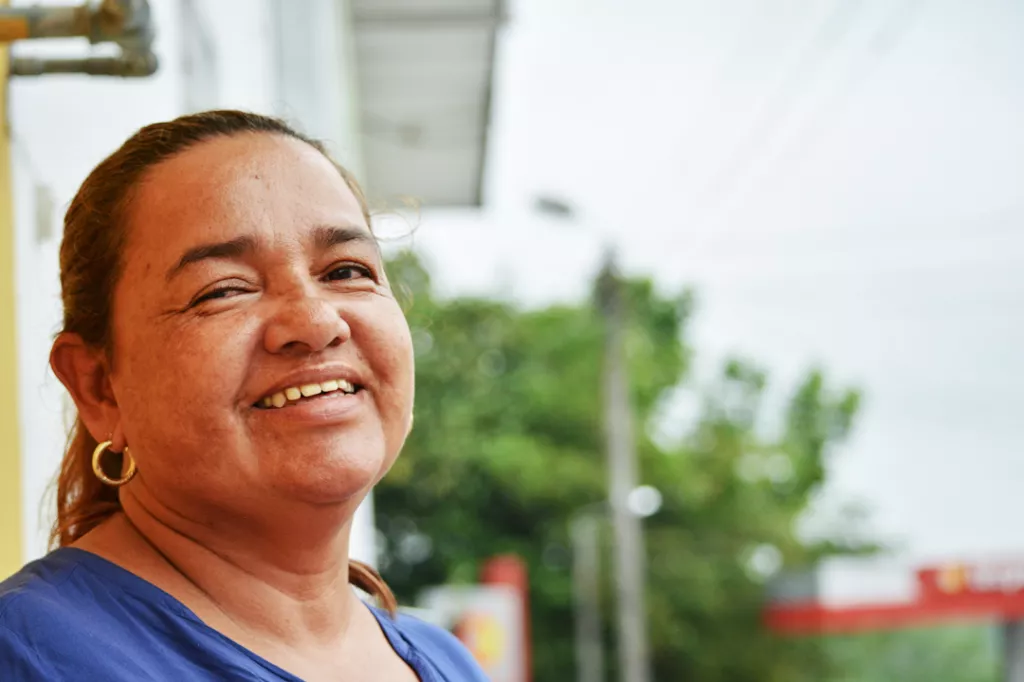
91, 440, 137, 487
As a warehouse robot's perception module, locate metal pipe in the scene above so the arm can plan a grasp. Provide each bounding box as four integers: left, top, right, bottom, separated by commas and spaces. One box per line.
0, 6, 90, 41
91, 0, 154, 52
1, 0, 157, 78
10, 52, 156, 77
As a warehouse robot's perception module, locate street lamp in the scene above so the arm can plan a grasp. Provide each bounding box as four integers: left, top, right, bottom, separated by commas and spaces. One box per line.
570, 489, 662, 682
626, 485, 663, 519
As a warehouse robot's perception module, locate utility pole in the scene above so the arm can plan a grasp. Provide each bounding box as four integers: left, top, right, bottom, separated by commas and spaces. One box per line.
596, 249, 651, 682
1005, 620, 1024, 682
571, 511, 605, 682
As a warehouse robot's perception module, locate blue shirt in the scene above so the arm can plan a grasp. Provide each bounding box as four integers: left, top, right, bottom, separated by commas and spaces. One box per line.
0, 548, 488, 681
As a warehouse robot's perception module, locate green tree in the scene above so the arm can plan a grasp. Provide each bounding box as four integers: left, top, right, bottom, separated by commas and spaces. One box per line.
825, 625, 998, 682
375, 250, 865, 681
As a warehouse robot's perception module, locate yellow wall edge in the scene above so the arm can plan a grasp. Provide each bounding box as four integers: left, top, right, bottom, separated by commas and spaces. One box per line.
0, 0, 23, 579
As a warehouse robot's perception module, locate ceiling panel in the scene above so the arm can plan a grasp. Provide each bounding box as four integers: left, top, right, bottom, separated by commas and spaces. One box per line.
350, 0, 503, 207
352, 0, 498, 20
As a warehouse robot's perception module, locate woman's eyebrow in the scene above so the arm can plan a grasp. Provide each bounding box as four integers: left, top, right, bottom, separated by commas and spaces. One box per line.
310, 224, 378, 253
166, 225, 377, 282
166, 235, 258, 282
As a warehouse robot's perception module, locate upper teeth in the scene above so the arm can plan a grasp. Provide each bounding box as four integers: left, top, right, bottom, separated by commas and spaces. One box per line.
261, 379, 357, 408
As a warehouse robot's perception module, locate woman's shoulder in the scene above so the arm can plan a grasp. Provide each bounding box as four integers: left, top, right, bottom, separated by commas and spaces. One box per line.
0, 549, 85, 625
1, 548, 199, 679
2, 548, 295, 680
373, 607, 491, 681
0, 549, 97, 678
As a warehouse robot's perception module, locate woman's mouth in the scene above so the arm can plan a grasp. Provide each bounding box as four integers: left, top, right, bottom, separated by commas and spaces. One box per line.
255, 379, 361, 409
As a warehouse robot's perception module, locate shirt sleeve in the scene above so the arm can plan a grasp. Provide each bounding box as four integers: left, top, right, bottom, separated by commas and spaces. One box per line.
392, 614, 492, 681
0, 623, 60, 681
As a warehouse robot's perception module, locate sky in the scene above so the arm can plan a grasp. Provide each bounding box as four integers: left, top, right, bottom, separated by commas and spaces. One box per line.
398, 0, 1024, 564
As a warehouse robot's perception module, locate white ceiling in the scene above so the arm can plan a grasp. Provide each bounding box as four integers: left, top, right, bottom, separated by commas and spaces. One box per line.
351, 0, 504, 207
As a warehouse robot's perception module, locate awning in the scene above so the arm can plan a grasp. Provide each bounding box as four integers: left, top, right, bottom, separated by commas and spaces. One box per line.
350, 0, 504, 207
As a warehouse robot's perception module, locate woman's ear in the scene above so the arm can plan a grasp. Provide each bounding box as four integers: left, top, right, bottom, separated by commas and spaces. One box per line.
50, 333, 122, 445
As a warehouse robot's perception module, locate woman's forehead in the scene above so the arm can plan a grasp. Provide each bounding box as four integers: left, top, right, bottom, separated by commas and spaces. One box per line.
126, 134, 369, 257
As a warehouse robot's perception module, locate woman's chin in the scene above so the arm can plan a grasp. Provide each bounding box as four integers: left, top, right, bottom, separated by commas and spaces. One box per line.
268, 445, 387, 506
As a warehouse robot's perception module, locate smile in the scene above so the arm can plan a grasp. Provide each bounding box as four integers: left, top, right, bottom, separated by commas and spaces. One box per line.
256, 379, 361, 409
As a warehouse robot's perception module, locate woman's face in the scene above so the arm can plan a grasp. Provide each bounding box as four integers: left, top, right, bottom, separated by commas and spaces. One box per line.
106, 133, 414, 520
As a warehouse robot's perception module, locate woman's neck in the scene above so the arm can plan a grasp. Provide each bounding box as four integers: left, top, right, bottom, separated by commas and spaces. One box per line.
77, 492, 364, 653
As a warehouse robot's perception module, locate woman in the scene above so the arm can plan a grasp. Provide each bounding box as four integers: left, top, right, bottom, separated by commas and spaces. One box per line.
0, 110, 488, 681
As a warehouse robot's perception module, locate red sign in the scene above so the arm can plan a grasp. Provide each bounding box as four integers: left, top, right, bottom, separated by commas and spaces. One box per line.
765, 560, 1024, 635
919, 563, 1024, 600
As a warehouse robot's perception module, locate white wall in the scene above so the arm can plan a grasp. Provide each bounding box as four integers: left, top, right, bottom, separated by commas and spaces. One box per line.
13, 0, 200, 563
268, 0, 364, 175
12, 0, 377, 565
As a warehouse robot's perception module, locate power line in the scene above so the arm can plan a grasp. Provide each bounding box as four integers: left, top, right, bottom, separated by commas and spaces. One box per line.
687, 0, 866, 227
685, 0, 928, 250
762, 0, 925, 182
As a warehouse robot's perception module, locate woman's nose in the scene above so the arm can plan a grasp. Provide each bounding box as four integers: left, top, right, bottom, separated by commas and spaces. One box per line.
263, 287, 351, 355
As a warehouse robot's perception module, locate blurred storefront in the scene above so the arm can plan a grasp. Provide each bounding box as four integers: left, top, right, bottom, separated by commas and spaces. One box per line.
417, 555, 530, 682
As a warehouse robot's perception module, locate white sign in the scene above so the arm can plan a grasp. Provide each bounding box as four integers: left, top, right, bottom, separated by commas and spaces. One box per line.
419, 585, 526, 682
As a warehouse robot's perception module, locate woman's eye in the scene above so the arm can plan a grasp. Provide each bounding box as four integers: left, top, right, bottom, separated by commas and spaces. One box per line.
191, 287, 247, 307
326, 264, 373, 282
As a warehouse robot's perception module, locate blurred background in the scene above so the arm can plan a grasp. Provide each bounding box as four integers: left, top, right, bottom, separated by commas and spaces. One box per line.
0, 1, 1022, 680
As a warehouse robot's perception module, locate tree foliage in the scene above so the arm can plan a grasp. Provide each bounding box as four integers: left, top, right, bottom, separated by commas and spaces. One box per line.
825, 626, 998, 682
374, 250, 990, 681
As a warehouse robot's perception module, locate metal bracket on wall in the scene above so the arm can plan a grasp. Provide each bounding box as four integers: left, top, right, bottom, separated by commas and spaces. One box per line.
0, 0, 157, 77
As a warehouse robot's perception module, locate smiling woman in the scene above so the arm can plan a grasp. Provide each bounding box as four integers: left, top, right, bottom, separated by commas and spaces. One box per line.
0, 110, 486, 682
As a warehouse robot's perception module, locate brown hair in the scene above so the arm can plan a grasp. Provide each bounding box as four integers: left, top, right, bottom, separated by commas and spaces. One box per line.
49, 109, 398, 615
